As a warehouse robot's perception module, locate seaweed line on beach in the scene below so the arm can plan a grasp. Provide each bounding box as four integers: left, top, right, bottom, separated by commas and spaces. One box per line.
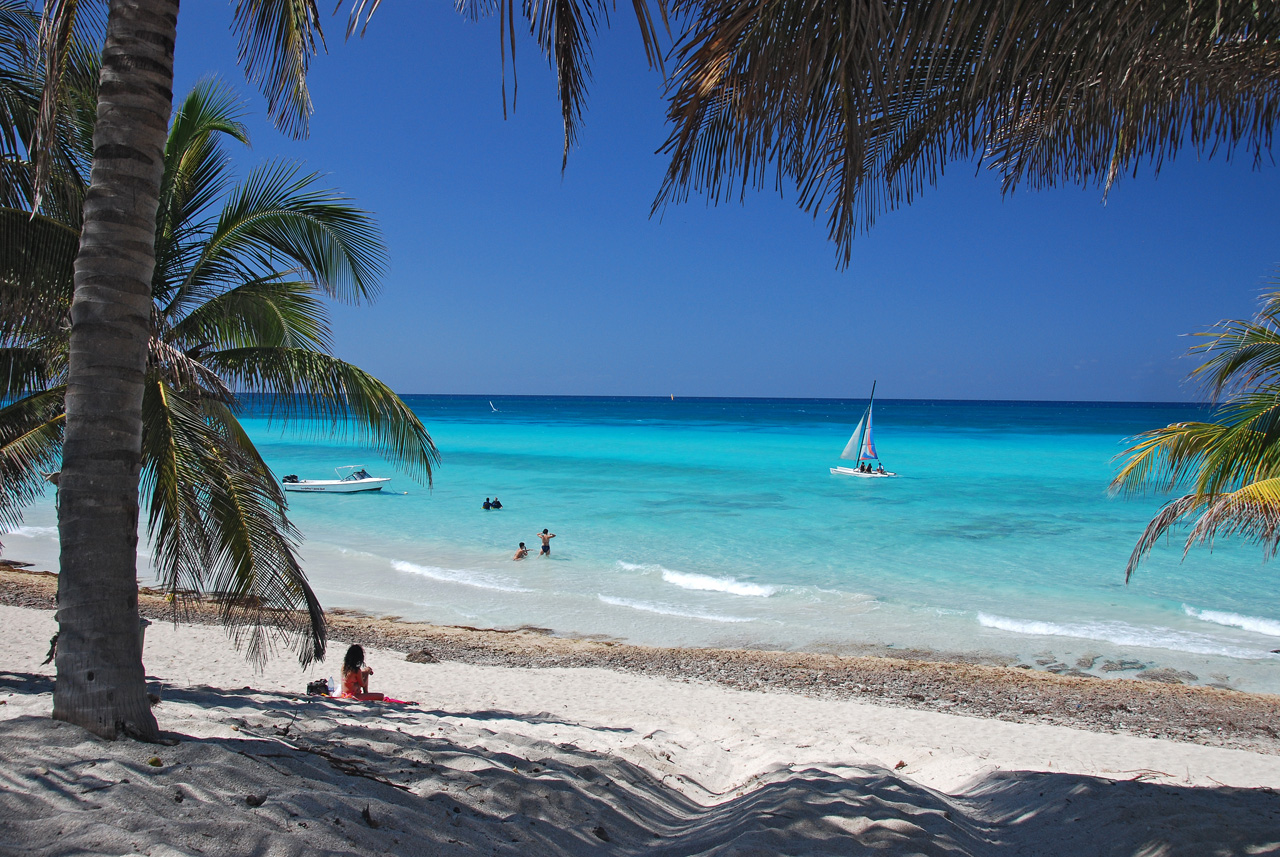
3, 564, 1277, 755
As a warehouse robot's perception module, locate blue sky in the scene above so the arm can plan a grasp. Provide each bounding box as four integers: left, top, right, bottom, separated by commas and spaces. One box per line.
172, 4, 1280, 401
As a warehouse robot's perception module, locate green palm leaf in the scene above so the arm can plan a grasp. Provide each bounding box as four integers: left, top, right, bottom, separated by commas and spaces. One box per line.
205, 347, 439, 484
231, 0, 325, 140
1, 69, 424, 670
0, 344, 60, 395
154, 80, 251, 306
168, 274, 331, 353
140, 377, 324, 666
1188, 287, 1280, 400
0, 385, 63, 536
1117, 287, 1280, 577
0, 206, 77, 343
166, 162, 384, 317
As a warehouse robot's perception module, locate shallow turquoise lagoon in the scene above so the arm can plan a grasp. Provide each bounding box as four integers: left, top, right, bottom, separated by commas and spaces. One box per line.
8, 396, 1280, 691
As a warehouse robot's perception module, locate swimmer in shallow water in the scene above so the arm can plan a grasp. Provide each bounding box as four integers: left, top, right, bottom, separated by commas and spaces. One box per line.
513, 542, 529, 560
537, 529, 556, 556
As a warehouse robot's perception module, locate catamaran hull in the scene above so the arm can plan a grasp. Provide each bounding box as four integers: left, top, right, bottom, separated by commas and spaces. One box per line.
283, 478, 391, 493
830, 467, 897, 478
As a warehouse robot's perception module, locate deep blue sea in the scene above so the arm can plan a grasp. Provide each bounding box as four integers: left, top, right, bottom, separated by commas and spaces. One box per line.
8, 396, 1280, 691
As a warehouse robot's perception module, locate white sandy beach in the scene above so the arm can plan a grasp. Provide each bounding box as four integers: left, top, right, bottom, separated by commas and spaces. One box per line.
2, 602, 1279, 855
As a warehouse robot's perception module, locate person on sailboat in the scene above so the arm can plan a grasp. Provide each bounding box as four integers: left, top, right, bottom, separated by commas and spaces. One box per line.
876, 463, 886, 474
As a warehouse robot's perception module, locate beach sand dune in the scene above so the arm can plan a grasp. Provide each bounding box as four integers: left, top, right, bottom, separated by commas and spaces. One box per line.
3, 604, 1280, 855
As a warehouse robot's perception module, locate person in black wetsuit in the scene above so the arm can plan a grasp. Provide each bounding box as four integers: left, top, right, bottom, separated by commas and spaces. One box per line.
491, 497, 503, 509
483, 498, 492, 509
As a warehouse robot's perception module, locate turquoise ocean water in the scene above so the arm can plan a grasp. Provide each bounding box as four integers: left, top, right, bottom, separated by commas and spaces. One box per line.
7, 396, 1280, 692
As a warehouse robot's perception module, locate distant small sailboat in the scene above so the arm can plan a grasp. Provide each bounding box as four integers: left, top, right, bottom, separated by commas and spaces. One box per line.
490, 401, 498, 412
831, 381, 897, 478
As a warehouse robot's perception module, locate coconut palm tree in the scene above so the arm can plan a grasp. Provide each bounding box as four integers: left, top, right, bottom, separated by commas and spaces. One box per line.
19, 0, 335, 741
656, 0, 1280, 264
1113, 286, 1280, 578
3, 75, 440, 655
4, 26, 436, 742
30, 0, 670, 740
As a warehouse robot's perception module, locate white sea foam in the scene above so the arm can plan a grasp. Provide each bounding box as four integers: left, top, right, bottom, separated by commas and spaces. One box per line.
2, 525, 56, 538
977, 613, 1275, 660
1184, 605, 1280, 638
390, 560, 531, 593
662, 570, 777, 597
597, 595, 752, 623
616, 561, 778, 597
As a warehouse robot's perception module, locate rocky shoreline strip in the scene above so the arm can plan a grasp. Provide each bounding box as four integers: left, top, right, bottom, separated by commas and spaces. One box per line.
5, 564, 1278, 755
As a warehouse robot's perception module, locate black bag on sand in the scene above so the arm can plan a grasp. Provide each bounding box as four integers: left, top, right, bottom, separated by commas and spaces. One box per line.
306, 679, 329, 696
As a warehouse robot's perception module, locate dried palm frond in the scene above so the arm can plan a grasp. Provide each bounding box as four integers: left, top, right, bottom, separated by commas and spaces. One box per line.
659, 0, 1280, 264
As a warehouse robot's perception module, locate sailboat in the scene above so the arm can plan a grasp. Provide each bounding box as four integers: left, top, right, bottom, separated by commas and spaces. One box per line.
831, 381, 897, 478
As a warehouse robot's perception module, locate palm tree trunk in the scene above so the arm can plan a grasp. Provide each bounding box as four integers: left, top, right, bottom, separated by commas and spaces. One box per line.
53, 0, 178, 741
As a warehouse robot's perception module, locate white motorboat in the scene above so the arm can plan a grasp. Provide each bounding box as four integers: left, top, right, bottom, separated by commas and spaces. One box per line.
282, 466, 391, 493
831, 381, 898, 478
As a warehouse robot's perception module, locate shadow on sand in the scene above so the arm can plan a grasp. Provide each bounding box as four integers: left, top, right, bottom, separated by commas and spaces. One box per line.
0, 679, 1276, 856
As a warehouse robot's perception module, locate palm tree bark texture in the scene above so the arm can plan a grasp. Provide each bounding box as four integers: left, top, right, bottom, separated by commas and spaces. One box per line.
54, 0, 178, 741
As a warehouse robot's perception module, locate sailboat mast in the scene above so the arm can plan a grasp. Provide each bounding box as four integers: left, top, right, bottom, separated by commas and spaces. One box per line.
856, 380, 876, 461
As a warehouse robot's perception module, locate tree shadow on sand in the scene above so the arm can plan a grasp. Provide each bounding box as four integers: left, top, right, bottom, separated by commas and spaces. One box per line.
0, 683, 1276, 856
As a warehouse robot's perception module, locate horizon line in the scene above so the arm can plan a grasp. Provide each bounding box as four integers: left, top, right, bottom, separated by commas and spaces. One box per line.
357, 393, 1210, 406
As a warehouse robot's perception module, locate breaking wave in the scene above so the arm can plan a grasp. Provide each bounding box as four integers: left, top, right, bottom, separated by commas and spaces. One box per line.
390, 560, 531, 593
598, 595, 752, 623
977, 613, 1275, 660
1184, 605, 1280, 638
616, 561, 777, 597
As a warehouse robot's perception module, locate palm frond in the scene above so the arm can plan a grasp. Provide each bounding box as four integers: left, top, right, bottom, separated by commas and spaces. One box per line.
0, 386, 64, 536
154, 80, 251, 306
1111, 421, 1228, 496
1123, 493, 1206, 582
1183, 477, 1280, 561
1187, 284, 1280, 400
29, 0, 101, 214
1118, 283, 1280, 578
658, 0, 1280, 264
0, 206, 77, 343
167, 162, 384, 315
352, 0, 667, 166
205, 347, 439, 484
232, 0, 325, 139
140, 378, 325, 666
0, 1, 38, 172
0, 344, 59, 396
168, 274, 332, 354
148, 337, 235, 401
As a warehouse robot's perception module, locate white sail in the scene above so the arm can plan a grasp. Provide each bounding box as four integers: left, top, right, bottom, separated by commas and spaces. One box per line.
839, 416, 865, 460
861, 408, 879, 460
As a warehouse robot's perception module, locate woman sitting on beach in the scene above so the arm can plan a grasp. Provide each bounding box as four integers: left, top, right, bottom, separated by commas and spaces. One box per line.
341, 644, 385, 701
